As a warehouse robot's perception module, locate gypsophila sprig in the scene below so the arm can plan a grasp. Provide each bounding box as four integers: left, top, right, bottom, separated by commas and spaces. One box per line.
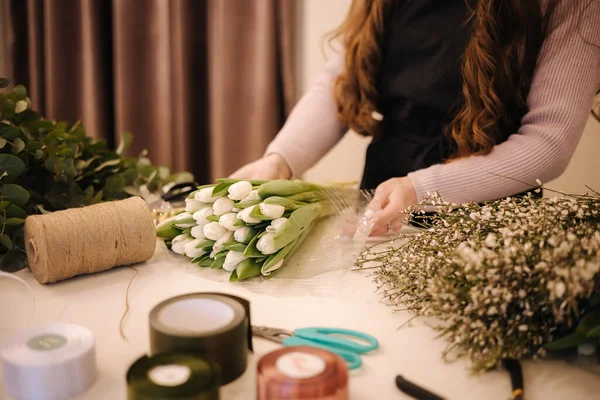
356, 191, 600, 372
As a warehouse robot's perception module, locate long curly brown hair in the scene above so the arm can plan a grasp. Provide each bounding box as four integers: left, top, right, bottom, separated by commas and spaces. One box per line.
329, 0, 598, 161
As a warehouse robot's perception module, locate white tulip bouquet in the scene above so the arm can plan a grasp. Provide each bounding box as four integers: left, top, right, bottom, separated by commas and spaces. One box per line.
156, 179, 332, 281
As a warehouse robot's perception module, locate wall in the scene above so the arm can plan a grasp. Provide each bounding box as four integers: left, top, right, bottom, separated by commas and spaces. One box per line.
297, 0, 600, 193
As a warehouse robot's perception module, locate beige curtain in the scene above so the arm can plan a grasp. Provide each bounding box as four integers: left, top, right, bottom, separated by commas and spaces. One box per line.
1, 0, 297, 182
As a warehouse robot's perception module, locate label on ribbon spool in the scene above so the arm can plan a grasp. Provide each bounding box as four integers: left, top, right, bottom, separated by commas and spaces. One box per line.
257, 346, 349, 400
0, 322, 97, 400
276, 352, 327, 379
149, 293, 251, 385
127, 353, 220, 400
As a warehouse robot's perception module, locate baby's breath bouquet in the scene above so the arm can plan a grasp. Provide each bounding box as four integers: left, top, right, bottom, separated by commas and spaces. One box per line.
356, 187, 600, 372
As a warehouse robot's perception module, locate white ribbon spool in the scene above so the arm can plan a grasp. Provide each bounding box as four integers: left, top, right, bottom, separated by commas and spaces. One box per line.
0, 322, 97, 400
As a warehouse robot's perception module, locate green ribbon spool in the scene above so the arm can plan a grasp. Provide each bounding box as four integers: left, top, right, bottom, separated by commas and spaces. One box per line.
126, 353, 220, 400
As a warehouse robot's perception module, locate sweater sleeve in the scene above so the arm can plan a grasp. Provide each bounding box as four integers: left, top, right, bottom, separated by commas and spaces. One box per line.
407, 2, 600, 204
265, 46, 348, 178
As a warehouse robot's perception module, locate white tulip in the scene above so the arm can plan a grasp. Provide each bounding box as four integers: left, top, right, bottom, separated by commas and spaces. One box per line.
257, 233, 277, 255
271, 217, 288, 232
173, 212, 196, 229
259, 203, 285, 219
190, 225, 206, 239
227, 181, 253, 200
213, 231, 234, 253
195, 187, 220, 203
237, 205, 260, 224
266, 217, 287, 234
171, 234, 194, 255
234, 226, 251, 243
223, 251, 246, 272
184, 239, 207, 258
185, 199, 205, 213
219, 213, 240, 231
213, 197, 235, 216
241, 189, 261, 202
193, 208, 214, 225
204, 222, 228, 241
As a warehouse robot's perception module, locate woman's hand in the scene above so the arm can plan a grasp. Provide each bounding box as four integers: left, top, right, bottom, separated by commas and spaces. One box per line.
369, 177, 417, 236
229, 153, 292, 180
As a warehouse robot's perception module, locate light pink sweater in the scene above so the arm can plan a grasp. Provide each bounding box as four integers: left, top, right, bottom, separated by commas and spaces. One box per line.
265, 2, 600, 204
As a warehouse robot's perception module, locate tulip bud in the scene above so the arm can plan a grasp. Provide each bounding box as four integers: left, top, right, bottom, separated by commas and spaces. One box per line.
237, 205, 260, 224
195, 187, 220, 203
219, 213, 241, 231
227, 181, 253, 200
257, 233, 277, 255
190, 225, 206, 239
193, 208, 214, 225
213, 197, 235, 216
241, 189, 261, 202
234, 226, 252, 243
171, 234, 194, 254
204, 222, 229, 241
259, 203, 285, 219
213, 231, 234, 252
173, 212, 196, 229
223, 251, 246, 272
185, 199, 205, 213
184, 239, 207, 258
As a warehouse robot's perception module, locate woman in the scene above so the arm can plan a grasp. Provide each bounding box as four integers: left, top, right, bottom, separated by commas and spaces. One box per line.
231, 0, 600, 236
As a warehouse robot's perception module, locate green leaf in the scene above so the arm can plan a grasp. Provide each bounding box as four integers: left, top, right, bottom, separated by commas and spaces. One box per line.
1, 217, 25, 225
0, 248, 27, 272
588, 325, 600, 338
25, 140, 43, 152
116, 132, 133, 155
34, 149, 44, 160
243, 231, 267, 258
0, 138, 7, 149
12, 85, 27, 101
0, 126, 21, 141
236, 258, 262, 281
6, 204, 27, 219
210, 255, 226, 269
211, 181, 232, 197
0, 233, 13, 250
11, 137, 25, 154
544, 332, 588, 350
0, 201, 9, 210
0, 153, 26, 178
1, 184, 31, 206
225, 242, 247, 252
229, 270, 239, 282
577, 310, 600, 335
199, 257, 214, 268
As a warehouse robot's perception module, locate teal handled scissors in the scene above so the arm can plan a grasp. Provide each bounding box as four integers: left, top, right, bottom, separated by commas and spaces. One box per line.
252, 325, 379, 370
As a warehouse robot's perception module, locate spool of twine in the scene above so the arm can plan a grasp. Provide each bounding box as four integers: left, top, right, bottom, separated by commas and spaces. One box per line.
24, 197, 156, 284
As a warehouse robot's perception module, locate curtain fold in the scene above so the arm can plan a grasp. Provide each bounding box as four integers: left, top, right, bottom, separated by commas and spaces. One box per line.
1, 0, 296, 183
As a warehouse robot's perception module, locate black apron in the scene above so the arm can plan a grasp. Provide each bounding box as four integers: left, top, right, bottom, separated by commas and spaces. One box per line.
360, 0, 471, 190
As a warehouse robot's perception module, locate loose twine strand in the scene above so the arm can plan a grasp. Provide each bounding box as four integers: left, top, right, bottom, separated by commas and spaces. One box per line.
120, 266, 139, 342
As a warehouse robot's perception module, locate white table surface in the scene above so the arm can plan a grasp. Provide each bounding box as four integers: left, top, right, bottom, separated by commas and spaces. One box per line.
1, 238, 600, 400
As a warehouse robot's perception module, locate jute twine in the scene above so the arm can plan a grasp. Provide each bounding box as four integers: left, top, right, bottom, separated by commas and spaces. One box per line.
24, 197, 156, 284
